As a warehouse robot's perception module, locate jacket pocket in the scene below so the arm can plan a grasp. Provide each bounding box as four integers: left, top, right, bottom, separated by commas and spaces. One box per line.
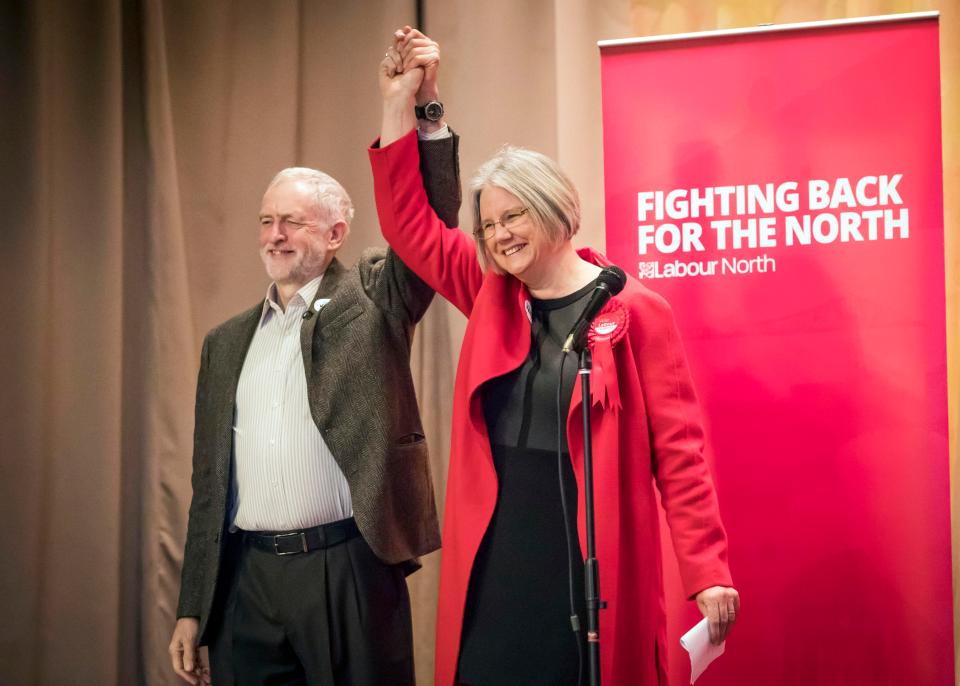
321, 302, 364, 332
395, 432, 425, 445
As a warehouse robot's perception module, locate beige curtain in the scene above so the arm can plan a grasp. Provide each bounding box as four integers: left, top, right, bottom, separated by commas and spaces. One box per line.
1, 1, 955, 684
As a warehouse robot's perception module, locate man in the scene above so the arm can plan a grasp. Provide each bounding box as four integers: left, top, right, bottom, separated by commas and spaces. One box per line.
168, 34, 457, 685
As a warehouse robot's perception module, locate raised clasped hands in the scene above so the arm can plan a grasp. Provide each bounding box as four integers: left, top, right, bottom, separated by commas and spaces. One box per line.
694, 585, 740, 645
379, 26, 440, 105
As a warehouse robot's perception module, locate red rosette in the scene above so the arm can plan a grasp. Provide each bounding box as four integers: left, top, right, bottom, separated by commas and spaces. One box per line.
586, 299, 628, 411
588, 299, 628, 346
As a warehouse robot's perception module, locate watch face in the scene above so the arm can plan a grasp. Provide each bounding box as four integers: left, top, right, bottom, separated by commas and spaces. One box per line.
424, 101, 443, 121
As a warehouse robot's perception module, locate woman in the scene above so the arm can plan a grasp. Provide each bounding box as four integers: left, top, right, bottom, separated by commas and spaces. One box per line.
371, 28, 739, 686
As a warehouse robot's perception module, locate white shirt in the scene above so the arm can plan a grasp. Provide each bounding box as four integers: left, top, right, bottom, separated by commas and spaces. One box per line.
230, 276, 352, 531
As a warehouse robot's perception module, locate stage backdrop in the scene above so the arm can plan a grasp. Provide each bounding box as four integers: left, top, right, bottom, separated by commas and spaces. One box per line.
600, 13, 953, 686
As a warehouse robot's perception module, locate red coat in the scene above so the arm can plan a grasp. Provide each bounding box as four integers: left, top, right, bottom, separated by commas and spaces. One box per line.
370, 130, 732, 686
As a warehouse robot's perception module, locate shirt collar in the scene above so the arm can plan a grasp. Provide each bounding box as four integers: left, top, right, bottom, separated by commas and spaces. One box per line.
259, 274, 324, 327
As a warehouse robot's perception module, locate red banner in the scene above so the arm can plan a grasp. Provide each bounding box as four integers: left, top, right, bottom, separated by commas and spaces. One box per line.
600, 14, 953, 685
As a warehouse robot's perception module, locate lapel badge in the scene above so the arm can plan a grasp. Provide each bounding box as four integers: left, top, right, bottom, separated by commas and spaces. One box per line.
524, 299, 533, 323
314, 298, 330, 312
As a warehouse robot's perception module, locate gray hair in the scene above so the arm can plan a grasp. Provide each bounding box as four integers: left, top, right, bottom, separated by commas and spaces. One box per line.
469, 146, 581, 271
267, 167, 355, 230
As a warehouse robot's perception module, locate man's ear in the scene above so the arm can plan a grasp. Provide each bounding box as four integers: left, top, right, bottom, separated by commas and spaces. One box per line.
326, 221, 348, 251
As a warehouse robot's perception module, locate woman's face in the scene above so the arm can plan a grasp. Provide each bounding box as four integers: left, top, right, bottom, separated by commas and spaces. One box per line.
479, 185, 558, 283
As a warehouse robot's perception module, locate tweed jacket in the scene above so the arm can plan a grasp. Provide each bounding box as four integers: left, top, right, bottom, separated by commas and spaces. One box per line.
177, 135, 461, 643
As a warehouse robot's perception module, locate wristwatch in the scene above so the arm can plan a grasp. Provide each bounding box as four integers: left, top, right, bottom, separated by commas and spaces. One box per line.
414, 100, 444, 122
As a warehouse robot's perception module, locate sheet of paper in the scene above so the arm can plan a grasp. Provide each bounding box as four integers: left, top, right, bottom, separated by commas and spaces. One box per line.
679, 617, 725, 683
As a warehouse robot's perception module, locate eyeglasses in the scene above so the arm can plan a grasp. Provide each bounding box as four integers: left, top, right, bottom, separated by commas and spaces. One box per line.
474, 208, 529, 240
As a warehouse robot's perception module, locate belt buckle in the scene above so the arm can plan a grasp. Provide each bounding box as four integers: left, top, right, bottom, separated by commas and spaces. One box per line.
273, 531, 308, 555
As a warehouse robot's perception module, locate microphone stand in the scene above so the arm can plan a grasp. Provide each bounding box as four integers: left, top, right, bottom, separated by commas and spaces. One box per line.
578, 348, 606, 686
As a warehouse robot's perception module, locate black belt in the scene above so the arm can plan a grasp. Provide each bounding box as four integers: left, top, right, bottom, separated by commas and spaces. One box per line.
242, 517, 360, 556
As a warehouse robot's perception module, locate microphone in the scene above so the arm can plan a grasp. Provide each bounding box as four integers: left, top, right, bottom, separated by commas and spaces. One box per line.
561, 266, 627, 354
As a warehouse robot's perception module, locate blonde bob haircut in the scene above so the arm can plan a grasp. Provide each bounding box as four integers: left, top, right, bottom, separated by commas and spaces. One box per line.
469, 146, 581, 272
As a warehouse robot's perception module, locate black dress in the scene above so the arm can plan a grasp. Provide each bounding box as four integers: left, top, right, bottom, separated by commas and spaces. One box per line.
457, 282, 594, 686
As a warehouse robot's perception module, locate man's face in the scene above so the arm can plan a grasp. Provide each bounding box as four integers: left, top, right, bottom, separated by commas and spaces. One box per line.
258, 179, 345, 290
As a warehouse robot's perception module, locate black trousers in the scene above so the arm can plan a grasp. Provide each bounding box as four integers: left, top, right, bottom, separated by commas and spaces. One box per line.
207, 528, 414, 686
